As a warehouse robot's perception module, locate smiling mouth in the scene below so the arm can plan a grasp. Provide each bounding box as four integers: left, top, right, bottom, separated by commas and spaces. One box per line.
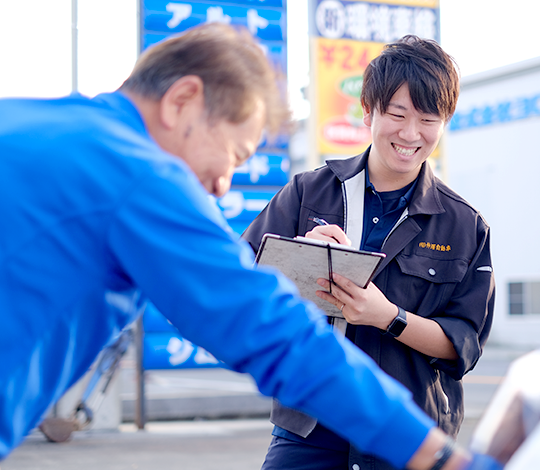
392, 143, 419, 156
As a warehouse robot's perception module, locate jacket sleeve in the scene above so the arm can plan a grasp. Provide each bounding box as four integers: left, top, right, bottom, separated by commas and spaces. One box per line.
107, 167, 435, 469
431, 218, 496, 379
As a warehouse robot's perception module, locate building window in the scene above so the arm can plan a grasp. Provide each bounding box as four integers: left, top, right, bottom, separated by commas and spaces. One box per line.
508, 282, 540, 315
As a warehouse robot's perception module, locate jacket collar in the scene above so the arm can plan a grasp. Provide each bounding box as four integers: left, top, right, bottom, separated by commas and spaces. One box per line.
326, 146, 445, 217
326, 150, 369, 182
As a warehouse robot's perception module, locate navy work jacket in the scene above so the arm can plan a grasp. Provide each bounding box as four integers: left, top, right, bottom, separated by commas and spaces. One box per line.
243, 148, 495, 444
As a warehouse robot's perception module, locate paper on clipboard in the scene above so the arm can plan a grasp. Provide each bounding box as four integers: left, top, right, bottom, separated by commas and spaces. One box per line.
255, 233, 385, 318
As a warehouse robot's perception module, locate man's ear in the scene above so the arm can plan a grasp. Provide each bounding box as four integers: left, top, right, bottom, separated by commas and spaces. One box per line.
159, 75, 204, 130
362, 102, 372, 128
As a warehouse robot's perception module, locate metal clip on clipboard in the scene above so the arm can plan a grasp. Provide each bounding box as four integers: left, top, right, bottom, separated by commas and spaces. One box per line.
327, 243, 333, 294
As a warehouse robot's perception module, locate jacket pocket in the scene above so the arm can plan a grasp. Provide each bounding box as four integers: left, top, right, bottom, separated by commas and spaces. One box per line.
395, 253, 468, 284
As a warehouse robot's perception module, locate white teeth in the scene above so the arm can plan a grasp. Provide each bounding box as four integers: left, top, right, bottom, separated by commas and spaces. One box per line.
393, 144, 417, 156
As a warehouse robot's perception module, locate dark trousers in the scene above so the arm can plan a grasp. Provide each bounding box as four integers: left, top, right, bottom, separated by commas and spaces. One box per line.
261, 436, 349, 470
261, 435, 398, 470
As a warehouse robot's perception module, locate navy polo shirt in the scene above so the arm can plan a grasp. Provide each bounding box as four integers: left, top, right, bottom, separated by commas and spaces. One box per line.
361, 166, 417, 252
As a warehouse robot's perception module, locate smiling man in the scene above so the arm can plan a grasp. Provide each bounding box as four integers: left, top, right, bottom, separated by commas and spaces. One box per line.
244, 36, 496, 470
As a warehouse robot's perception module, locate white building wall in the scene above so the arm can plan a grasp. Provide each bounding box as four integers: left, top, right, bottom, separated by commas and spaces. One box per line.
446, 58, 540, 348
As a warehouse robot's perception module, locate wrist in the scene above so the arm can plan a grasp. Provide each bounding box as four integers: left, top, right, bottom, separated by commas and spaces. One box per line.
429, 437, 454, 470
427, 438, 472, 470
407, 430, 469, 470
383, 305, 407, 338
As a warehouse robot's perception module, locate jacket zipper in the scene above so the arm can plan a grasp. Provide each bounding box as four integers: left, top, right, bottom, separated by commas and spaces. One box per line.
341, 182, 348, 234
380, 207, 409, 251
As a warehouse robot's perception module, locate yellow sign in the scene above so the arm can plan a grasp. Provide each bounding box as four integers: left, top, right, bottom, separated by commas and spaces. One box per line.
315, 37, 384, 155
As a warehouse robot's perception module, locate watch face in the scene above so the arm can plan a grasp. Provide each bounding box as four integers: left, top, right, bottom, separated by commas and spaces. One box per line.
388, 317, 407, 337
387, 308, 407, 337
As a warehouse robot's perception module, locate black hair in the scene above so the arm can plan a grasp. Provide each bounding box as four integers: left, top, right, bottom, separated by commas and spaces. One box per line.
361, 35, 460, 122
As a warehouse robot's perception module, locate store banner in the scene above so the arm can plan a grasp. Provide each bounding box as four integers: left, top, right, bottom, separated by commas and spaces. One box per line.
315, 0, 438, 42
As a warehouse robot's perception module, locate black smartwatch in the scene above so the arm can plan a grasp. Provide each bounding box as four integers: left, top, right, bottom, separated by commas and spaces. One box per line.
384, 306, 407, 337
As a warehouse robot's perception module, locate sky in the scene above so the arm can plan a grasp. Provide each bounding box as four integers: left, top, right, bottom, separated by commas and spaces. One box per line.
0, 0, 539, 119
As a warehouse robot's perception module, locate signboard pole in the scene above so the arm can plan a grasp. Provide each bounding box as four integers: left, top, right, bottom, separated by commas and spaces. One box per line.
134, 315, 146, 430
71, 0, 78, 93
307, 34, 320, 170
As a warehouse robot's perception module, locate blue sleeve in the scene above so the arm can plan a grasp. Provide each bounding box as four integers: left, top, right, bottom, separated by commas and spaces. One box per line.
107, 167, 435, 468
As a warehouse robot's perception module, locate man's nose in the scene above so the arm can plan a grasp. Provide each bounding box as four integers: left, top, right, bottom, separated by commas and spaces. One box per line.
213, 176, 232, 198
398, 120, 421, 142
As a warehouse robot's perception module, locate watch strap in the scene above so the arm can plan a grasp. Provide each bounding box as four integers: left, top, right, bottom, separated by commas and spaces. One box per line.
429, 438, 455, 470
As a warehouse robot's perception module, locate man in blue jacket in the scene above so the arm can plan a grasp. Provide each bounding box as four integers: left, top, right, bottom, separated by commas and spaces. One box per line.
0, 24, 499, 470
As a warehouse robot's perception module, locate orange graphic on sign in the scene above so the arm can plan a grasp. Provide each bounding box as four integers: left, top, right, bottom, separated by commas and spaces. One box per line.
315, 37, 384, 155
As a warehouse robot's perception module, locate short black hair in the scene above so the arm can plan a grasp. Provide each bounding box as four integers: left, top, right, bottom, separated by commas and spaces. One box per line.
361, 35, 460, 122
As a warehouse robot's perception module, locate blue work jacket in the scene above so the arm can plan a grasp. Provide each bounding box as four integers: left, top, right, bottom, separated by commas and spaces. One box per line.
0, 92, 434, 466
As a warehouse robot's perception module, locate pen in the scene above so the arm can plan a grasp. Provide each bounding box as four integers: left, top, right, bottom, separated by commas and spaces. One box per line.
310, 217, 337, 293
309, 217, 339, 243
309, 217, 329, 226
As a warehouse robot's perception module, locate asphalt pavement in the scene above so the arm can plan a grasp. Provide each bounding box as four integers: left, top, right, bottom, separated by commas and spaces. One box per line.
2, 341, 535, 470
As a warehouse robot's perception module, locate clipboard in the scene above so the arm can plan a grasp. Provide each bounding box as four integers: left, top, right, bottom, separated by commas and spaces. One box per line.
255, 233, 386, 318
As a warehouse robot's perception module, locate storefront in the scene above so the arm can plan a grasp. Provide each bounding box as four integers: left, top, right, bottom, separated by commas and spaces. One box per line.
447, 56, 540, 348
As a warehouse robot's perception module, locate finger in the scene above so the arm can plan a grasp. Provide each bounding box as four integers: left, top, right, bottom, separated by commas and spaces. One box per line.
317, 278, 350, 303
315, 290, 345, 311
315, 289, 336, 304
305, 226, 351, 246
332, 273, 362, 294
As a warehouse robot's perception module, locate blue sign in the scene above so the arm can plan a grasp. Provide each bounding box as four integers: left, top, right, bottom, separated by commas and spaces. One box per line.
143, 332, 226, 369
143, 303, 177, 333
315, 0, 439, 42
219, 0, 284, 5
141, 33, 287, 73
143, 1, 285, 41
450, 92, 540, 132
139, 1, 288, 370
142, 32, 169, 49
232, 153, 289, 186
258, 128, 290, 151
217, 188, 278, 223
143, 303, 225, 369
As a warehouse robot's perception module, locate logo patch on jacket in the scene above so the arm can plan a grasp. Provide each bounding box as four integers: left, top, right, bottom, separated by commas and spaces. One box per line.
419, 242, 451, 252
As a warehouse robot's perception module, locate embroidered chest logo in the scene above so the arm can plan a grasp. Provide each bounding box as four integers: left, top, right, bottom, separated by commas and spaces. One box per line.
419, 242, 451, 252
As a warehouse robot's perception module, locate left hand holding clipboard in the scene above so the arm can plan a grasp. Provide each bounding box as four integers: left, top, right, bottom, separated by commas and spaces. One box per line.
305, 220, 397, 329
316, 274, 398, 330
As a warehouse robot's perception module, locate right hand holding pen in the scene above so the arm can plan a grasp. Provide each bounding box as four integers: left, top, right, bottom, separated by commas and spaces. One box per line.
304, 224, 352, 246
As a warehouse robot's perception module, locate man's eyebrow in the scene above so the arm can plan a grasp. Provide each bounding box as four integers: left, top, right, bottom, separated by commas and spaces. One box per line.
387, 102, 441, 119
387, 101, 407, 111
